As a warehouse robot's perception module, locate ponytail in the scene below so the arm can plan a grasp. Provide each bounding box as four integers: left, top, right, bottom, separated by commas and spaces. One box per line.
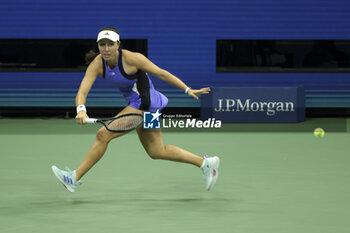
85, 49, 99, 65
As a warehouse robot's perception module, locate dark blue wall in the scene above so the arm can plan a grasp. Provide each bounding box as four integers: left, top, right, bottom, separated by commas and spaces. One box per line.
1, 0, 349, 108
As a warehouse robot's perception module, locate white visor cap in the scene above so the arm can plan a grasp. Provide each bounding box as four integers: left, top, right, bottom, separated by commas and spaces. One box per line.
97, 30, 120, 42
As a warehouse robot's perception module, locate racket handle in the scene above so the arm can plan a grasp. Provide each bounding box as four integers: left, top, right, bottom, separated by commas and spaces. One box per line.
86, 118, 98, 124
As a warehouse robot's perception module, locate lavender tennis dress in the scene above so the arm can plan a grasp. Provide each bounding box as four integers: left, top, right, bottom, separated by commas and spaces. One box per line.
101, 50, 168, 111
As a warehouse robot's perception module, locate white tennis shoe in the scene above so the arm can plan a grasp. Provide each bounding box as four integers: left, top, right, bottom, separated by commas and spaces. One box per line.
51, 165, 82, 193
201, 155, 220, 191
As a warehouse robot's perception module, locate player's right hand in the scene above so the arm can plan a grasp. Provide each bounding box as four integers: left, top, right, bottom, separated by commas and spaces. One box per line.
75, 111, 89, 125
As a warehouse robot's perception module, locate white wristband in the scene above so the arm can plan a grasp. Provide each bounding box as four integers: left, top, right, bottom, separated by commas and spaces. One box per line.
76, 105, 87, 114
185, 87, 191, 94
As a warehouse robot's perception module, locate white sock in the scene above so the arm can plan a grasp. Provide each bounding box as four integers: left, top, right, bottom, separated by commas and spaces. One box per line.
200, 158, 206, 168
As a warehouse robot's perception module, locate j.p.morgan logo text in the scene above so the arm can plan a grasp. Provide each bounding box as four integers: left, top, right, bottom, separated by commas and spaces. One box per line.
215, 99, 295, 116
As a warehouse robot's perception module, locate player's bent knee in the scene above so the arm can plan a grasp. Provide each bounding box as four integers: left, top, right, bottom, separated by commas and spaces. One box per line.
146, 150, 163, 160
96, 128, 113, 143
148, 153, 162, 160
144, 144, 167, 160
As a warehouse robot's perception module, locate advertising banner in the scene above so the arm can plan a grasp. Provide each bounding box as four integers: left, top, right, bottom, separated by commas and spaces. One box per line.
200, 87, 305, 123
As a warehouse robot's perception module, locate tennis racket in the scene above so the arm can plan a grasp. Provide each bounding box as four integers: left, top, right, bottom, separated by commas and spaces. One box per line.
86, 113, 143, 133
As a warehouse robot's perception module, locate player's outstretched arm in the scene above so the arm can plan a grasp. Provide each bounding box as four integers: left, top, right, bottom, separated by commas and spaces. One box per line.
125, 52, 211, 99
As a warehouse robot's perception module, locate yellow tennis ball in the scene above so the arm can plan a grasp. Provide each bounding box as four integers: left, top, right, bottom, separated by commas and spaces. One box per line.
314, 128, 325, 138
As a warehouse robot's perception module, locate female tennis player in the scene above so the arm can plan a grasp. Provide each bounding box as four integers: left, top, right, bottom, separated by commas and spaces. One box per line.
51, 27, 220, 193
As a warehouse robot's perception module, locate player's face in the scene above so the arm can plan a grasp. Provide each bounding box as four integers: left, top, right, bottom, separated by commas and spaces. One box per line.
98, 39, 119, 61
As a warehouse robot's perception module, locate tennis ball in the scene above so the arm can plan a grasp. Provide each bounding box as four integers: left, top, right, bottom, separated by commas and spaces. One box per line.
314, 128, 325, 138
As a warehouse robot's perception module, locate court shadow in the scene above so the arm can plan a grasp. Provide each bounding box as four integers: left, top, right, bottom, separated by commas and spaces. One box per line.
66, 197, 207, 205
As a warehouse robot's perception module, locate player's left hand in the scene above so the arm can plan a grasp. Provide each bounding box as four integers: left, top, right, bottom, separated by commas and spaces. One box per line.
187, 87, 211, 99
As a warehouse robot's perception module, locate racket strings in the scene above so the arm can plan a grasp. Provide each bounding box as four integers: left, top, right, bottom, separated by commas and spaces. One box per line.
107, 115, 143, 131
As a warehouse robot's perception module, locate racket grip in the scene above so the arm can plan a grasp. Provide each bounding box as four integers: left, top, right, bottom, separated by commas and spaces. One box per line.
86, 118, 98, 124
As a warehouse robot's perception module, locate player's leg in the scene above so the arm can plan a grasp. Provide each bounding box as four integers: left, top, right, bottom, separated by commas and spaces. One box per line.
136, 127, 204, 167
74, 106, 143, 180
136, 127, 219, 190
52, 106, 142, 192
